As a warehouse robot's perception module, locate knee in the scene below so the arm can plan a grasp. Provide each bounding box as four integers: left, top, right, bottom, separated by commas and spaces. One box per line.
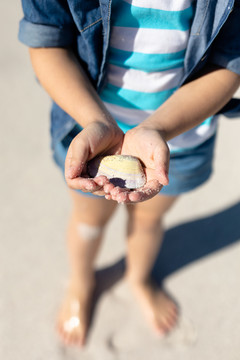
127, 207, 163, 234
76, 222, 104, 242
71, 199, 116, 241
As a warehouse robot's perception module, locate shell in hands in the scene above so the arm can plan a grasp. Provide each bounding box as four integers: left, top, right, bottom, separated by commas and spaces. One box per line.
87, 155, 146, 189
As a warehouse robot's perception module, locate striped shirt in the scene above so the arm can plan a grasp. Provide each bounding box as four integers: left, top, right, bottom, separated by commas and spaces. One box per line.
100, 0, 217, 153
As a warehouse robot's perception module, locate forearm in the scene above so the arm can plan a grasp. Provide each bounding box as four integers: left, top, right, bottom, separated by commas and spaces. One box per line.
143, 65, 240, 141
29, 47, 116, 129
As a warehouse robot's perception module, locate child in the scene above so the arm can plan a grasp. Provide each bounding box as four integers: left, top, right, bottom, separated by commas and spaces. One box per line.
19, 0, 240, 347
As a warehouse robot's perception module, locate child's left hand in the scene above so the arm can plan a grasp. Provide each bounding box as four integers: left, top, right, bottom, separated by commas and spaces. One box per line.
106, 124, 170, 203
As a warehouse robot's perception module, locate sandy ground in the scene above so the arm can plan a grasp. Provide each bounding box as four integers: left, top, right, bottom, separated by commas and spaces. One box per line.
1, 2, 240, 360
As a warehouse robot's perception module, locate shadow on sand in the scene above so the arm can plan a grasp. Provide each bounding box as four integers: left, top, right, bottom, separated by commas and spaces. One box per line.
95, 200, 240, 295
58, 201, 240, 357
153, 200, 240, 283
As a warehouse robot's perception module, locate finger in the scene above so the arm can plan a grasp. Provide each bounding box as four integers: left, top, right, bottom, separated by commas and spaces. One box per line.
105, 194, 113, 201
110, 186, 128, 197
88, 177, 111, 196
66, 177, 102, 192
93, 175, 110, 187
128, 180, 163, 203
107, 179, 163, 203
105, 192, 129, 203
110, 187, 129, 203
90, 190, 106, 197
65, 133, 90, 180
103, 182, 116, 194
115, 192, 128, 203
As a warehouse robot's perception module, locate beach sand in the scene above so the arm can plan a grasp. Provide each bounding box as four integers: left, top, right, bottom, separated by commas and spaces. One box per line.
1, 2, 240, 359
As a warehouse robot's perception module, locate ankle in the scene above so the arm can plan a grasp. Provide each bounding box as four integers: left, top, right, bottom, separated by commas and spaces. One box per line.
126, 272, 151, 288
68, 273, 96, 293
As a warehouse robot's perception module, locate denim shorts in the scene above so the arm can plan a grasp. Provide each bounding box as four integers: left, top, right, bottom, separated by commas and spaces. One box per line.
53, 125, 216, 197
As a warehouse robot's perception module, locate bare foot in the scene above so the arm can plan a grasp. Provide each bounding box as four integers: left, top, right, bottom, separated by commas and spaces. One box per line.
56, 280, 95, 347
128, 279, 178, 336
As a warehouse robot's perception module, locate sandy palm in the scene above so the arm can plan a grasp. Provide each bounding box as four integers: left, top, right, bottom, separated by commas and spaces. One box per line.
107, 126, 170, 203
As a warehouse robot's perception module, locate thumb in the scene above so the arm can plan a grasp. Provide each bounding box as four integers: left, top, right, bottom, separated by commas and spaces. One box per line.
65, 135, 89, 180
153, 144, 170, 186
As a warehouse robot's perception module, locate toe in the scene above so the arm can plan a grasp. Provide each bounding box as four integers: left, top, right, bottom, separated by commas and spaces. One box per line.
71, 329, 84, 347
156, 316, 173, 334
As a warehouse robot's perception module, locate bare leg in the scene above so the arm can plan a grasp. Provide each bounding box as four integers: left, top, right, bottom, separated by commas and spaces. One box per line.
126, 194, 178, 336
57, 191, 117, 347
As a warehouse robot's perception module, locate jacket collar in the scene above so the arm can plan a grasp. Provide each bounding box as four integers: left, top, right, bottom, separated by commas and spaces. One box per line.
182, 0, 235, 84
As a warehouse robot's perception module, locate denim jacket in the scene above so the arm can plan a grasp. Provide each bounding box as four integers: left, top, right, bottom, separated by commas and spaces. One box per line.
19, 0, 240, 147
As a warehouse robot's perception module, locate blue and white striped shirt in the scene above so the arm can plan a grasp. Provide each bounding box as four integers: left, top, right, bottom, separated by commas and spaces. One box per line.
100, 0, 217, 153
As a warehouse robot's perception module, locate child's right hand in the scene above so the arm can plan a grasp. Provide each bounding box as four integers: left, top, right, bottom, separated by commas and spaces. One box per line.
105, 124, 170, 203
65, 121, 124, 195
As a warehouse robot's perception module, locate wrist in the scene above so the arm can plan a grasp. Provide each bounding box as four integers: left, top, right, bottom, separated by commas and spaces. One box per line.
137, 94, 188, 141
136, 117, 169, 142
81, 119, 123, 153
91, 118, 122, 138
75, 103, 121, 131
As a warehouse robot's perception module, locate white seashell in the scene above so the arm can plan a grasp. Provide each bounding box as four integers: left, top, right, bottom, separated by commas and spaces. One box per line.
88, 155, 146, 189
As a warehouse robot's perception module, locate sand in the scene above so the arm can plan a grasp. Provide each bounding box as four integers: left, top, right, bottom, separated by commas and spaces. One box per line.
1, 2, 240, 359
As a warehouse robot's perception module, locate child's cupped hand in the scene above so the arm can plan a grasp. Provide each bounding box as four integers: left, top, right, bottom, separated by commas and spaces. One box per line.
65, 122, 170, 202
65, 121, 124, 196
106, 125, 170, 203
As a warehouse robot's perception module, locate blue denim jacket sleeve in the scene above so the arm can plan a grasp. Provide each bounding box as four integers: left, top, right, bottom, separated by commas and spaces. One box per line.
209, 2, 240, 75
18, 0, 76, 47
